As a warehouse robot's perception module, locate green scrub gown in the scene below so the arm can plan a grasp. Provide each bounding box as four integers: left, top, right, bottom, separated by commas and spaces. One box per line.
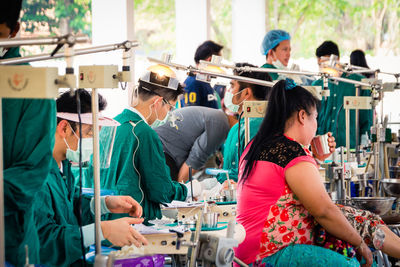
261, 63, 279, 81
34, 159, 94, 267
312, 73, 372, 148
216, 118, 263, 183
2, 47, 56, 265
100, 109, 187, 221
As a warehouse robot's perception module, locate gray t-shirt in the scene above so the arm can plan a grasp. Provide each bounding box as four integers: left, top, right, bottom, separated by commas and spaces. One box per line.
154, 106, 230, 170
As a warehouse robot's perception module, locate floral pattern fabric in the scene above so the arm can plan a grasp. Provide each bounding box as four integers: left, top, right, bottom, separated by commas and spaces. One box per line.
314, 225, 356, 258
314, 204, 385, 257
337, 204, 385, 248
257, 184, 315, 260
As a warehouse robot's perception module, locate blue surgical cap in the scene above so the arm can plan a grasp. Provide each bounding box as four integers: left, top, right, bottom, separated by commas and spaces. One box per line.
261, 30, 291, 55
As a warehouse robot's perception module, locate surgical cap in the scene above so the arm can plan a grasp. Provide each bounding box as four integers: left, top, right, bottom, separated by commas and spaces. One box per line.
260, 30, 291, 55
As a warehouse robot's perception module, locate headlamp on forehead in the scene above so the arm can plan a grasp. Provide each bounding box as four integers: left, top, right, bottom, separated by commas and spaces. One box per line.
140, 65, 180, 90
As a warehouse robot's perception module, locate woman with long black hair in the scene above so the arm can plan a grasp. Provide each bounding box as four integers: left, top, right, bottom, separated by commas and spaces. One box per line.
350, 50, 374, 79
235, 79, 400, 266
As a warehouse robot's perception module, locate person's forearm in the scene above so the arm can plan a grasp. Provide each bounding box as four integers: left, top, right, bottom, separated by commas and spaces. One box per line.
178, 162, 198, 183
314, 204, 363, 247
90, 196, 110, 215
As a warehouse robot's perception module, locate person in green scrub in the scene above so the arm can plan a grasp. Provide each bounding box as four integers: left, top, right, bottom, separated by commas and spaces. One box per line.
216, 63, 272, 184
2, 1, 57, 265
260, 29, 291, 81
100, 67, 190, 222
34, 90, 147, 267
312, 41, 372, 148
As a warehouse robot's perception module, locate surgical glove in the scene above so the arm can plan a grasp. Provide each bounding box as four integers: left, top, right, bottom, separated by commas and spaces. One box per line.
101, 217, 148, 248
202, 182, 223, 200
105, 195, 143, 218
185, 179, 203, 200
200, 178, 219, 190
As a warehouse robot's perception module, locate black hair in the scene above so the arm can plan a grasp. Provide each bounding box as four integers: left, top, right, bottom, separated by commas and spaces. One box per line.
233, 63, 272, 100
194, 40, 223, 64
0, 0, 22, 32
56, 89, 107, 130
316, 40, 340, 58
138, 79, 184, 103
266, 44, 280, 60
350, 49, 373, 78
241, 80, 320, 184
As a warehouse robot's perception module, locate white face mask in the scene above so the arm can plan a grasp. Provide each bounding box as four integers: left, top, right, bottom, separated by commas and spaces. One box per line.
0, 35, 11, 57
224, 89, 248, 113
0, 47, 8, 57
151, 110, 170, 128
272, 59, 287, 70
64, 125, 93, 163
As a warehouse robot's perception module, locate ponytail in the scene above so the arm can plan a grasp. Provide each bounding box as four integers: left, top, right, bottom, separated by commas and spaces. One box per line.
241, 79, 320, 184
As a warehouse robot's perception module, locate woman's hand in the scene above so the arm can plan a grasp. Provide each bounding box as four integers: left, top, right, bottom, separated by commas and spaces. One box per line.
105, 196, 143, 218
311, 132, 336, 161
356, 241, 373, 267
101, 217, 148, 248
221, 179, 237, 191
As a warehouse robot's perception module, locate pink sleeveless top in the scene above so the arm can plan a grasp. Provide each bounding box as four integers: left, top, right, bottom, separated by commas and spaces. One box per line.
235, 135, 317, 264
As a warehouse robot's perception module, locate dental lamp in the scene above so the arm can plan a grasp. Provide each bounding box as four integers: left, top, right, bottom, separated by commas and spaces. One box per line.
148, 54, 275, 88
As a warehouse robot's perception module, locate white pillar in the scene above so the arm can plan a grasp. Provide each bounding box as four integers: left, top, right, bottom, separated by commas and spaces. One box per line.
91, 0, 135, 116
232, 0, 265, 66
175, 0, 210, 65
92, 0, 128, 46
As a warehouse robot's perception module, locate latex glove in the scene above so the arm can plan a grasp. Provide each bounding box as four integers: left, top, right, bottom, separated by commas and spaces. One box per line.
101, 217, 148, 247
200, 178, 219, 190
221, 179, 237, 191
185, 179, 203, 200
105, 196, 143, 218
202, 182, 223, 200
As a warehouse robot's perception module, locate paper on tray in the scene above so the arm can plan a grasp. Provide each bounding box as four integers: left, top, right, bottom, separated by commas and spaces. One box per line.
132, 223, 186, 235
162, 200, 204, 209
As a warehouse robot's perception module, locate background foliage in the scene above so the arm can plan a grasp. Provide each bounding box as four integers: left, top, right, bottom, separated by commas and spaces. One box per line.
19, 0, 400, 59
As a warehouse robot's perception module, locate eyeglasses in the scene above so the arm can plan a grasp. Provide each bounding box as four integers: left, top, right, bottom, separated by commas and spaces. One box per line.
162, 99, 175, 112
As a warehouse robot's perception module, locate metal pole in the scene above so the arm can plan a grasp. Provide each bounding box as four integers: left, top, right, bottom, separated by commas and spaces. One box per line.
329, 76, 370, 87
233, 257, 249, 267
349, 69, 377, 74
188, 67, 275, 87
0, 35, 89, 48
0, 99, 5, 265
91, 89, 102, 254
346, 109, 351, 163
374, 114, 380, 181
149, 57, 379, 90
244, 117, 250, 146
355, 86, 360, 164
0, 41, 139, 65
189, 209, 203, 267
235, 66, 319, 77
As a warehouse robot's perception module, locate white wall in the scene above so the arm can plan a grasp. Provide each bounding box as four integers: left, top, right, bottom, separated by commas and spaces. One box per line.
231, 0, 265, 66
175, 0, 209, 65
90, 0, 135, 117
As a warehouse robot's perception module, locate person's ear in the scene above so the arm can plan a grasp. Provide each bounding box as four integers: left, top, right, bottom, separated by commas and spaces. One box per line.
56, 120, 69, 138
243, 87, 252, 99
298, 110, 307, 126
10, 22, 20, 38
269, 50, 277, 61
